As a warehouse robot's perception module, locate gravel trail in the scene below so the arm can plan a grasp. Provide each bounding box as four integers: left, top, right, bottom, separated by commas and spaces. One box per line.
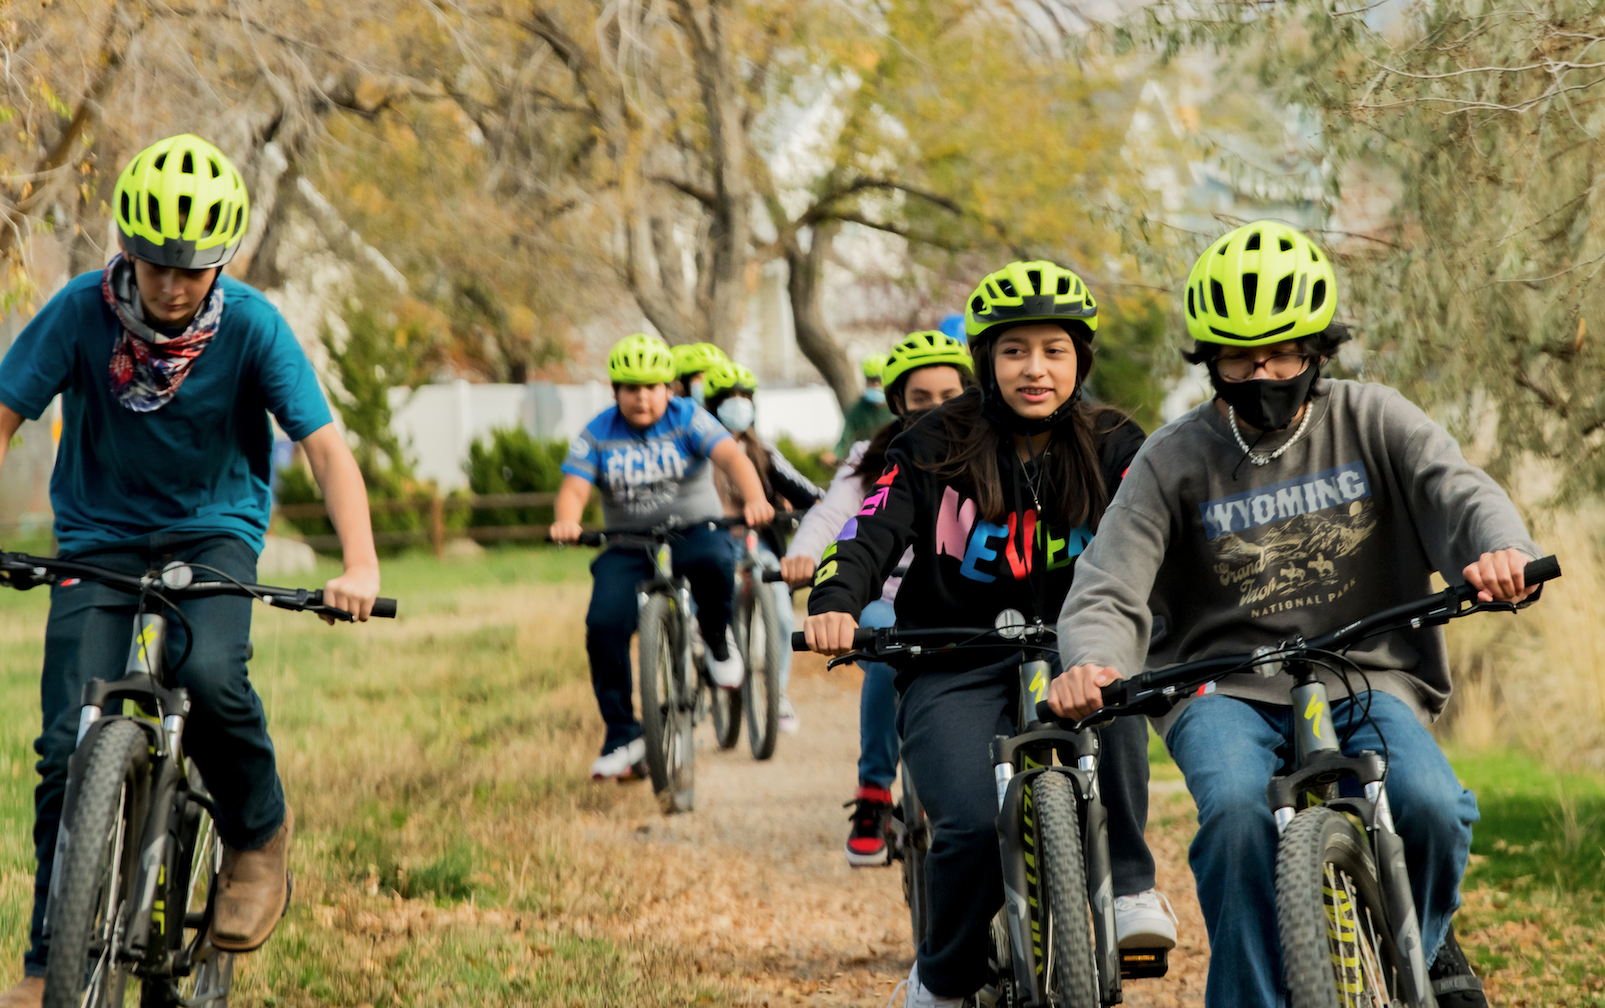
590, 654, 1211, 1006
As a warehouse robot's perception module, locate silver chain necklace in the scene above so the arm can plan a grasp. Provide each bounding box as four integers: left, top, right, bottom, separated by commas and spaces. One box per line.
1229, 402, 1313, 466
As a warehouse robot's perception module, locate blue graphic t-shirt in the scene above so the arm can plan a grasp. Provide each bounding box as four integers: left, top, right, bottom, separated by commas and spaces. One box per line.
561, 397, 730, 530
0, 270, 333, 556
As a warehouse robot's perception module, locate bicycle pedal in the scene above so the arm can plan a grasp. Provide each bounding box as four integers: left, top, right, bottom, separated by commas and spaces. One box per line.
619, 760, 649, 783
1119, 947, 1169, 979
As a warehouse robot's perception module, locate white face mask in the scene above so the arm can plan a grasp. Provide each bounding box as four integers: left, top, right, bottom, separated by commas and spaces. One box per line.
716, 396, 756, 433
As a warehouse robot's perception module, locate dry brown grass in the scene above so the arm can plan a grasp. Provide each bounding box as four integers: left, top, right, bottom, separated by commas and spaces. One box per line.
1440, 509, 1605, 772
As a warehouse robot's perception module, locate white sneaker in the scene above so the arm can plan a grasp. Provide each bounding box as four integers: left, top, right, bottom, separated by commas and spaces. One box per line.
590, 738, 646, 780
901, 962, 966, 1008
1114, 888, 1178, 949
706, 628, 744, 688
778, 695, 800, 734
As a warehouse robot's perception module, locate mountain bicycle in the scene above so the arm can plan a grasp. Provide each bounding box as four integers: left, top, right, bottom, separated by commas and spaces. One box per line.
794, 612, 1162, 1007
0, 551, 397, 1008
572, 517, 746, 814
1054, 553, 1562, 1008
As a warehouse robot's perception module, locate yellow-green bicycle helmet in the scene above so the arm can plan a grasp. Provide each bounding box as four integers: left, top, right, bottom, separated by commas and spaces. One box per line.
671, 342, 727, 378
965, 261, 1098, 342
882, 331, 973, 391
1185, 221, 1336, 346
113, 135, 249, 269
861, 354, 889, 380
703, 359, 757, 401
607, 333, 676, 385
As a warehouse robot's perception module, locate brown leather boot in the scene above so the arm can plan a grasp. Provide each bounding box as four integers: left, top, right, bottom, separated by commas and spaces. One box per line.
0, 977, 44, 1008
209, 806, 293, 952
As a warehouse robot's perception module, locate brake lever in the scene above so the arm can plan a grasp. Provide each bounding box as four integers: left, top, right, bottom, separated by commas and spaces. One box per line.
824, 651, 870, 671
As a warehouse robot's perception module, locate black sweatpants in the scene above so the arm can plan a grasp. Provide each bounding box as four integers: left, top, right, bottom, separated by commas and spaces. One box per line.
897, 655, 1154, 998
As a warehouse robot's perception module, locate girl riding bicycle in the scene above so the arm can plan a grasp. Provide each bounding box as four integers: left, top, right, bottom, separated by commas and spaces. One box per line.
803, 262, 1171, 1007
701, 359, 825, 731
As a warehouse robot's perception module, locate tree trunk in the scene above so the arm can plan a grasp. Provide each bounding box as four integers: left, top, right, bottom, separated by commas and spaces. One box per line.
786, 222, 855, 411
0, 2, 141, 261
674, 0, 752, 350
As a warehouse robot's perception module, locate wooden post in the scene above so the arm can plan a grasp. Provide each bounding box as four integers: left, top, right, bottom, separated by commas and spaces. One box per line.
430, 491, 445, 558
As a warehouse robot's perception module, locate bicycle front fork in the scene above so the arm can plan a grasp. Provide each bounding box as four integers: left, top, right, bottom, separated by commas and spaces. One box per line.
1269, 669, 1433, 1006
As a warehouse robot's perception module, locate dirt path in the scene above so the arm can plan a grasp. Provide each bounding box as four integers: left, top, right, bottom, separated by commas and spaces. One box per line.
583, 654, 1212, 1006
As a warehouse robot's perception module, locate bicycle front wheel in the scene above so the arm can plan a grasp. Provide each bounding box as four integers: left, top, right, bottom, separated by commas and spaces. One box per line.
1034, 771, 1099, 1008
739, 574, 781, 760
1277, 806, 1406, 1008
44, 719, 151, 1008
637, 595, 695, 813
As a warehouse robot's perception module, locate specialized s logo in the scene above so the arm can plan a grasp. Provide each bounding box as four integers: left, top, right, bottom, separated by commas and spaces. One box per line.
1199, 461, 1379, 614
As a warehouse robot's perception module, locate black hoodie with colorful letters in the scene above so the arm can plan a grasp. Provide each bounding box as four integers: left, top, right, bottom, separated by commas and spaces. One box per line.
807, 404, 1145, 678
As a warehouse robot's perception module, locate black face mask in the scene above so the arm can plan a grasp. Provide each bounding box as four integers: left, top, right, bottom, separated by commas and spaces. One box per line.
1209, 361, 1319, 431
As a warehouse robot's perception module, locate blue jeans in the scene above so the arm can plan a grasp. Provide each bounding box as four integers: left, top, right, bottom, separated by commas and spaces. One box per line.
1166, 692, 1479, 1008
28, 534, 284, 976
586, 525, 735, 754
856, 600, 898, 789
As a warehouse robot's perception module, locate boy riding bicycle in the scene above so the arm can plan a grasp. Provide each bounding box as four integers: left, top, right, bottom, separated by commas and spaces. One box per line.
0, 135, 381, 1007
548, 334, 773, 780
1050, 221, 1532, 1008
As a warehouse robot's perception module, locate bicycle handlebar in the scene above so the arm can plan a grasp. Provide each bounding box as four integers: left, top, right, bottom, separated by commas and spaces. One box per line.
790, 625, 1054, 654
792, 555, 1562, 719
552, 516, 751, 549
1099, 554, 1560, 718
0, 553, 398, 622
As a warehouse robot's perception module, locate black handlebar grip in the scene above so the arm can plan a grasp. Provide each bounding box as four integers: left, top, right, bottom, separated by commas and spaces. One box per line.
371, 598, 398, 619
760, 569, 787, 583
1523, 555, 1561, 586
789, 628, 881, 651
577, 531, 604, 547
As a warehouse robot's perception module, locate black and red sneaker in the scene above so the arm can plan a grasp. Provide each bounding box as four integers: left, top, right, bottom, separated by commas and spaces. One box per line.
1428, 924, 1488, 1007
843, 785, 895, 867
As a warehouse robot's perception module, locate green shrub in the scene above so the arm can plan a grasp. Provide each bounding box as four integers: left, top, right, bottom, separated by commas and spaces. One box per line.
463, 427, 590, 528
775, 436, 834, 487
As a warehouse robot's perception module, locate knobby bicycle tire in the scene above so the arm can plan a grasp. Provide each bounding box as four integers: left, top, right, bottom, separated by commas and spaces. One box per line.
708, 595, 741, 751
1034, 772, 1099, 1008
739, 576, 782, 760
1277, 806, 1402, 1008
44, 719, 151, 1008
637, 595, 695, 813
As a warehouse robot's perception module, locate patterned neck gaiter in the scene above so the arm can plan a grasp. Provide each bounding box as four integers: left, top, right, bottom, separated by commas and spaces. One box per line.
102, 253, 224, 412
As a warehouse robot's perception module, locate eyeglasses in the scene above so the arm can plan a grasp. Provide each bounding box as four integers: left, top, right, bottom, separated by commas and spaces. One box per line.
1215, 352, 1311, 383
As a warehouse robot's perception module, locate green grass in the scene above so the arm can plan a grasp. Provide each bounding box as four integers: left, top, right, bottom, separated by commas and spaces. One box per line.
1448, 745, 1605, 897
0, 544, 730, 1006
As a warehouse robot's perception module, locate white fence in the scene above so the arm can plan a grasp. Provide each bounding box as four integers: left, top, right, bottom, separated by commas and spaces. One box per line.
390, 380, 844, 490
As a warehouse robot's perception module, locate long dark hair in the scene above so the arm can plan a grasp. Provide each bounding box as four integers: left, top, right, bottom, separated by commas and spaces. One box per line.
921, 331, 1127, 528
850, 364, 979, 489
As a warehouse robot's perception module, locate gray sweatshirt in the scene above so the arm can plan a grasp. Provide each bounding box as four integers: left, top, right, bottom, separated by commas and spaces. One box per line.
1056, 379, 1541, 740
